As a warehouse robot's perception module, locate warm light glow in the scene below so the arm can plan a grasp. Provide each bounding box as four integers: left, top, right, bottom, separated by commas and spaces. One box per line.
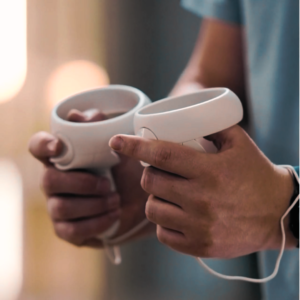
0, 160, 23, 300
0, 0, 27, 103
46, 60, 110, 108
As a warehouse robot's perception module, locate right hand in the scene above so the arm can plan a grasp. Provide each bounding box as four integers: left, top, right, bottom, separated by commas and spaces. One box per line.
28, 109, 152, 248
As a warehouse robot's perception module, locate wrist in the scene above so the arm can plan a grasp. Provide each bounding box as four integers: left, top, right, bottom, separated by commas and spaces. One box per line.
265, 165, 298, 250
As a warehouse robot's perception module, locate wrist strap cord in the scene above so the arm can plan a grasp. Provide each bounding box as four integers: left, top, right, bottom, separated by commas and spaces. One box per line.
196, 165, 299, 282
103, 218, 149, 265
96, 168, 150, 265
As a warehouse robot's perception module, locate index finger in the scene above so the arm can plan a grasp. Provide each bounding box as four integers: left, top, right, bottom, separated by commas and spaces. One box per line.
28, 131, 63, 165
109, 134, 207, 178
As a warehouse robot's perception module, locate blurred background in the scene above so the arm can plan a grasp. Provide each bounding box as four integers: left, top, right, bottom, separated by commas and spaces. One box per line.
0, 0, 261, 299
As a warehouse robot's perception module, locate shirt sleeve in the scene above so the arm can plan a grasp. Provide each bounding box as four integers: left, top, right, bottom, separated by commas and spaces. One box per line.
181, 0, 242, 24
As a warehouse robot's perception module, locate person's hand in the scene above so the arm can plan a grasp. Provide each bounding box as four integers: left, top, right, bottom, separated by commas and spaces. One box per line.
28, 109, 151, 248
109, 125, 297, 258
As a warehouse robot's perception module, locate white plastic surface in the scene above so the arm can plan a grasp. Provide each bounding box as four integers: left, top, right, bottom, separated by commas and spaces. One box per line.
134, 88, 243, 145
51, 85, 151, 170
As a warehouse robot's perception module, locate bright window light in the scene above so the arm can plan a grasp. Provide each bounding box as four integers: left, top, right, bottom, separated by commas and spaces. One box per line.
0, 159, 23, 300
46, 60, 110, 108
0, 0, 27, 103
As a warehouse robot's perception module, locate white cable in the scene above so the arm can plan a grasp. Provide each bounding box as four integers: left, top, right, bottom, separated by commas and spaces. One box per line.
196, 165, 299, 282
103, 218, 150, 265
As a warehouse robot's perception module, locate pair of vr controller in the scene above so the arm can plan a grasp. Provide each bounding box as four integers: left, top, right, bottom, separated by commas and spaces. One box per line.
50, 85, 243, 264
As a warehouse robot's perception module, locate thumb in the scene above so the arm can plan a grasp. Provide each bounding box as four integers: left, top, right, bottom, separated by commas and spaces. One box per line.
67, 108, 107, 122
28, 131, 63, 165
205, 125, 244, 152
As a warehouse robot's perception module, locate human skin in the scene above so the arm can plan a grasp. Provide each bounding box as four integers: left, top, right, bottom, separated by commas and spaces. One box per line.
28, 18, 297, 251
109, 126, 297, 258
29, 110, 154, 248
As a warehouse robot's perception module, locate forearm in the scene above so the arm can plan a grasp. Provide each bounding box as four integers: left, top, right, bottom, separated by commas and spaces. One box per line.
169, 19, 249, 130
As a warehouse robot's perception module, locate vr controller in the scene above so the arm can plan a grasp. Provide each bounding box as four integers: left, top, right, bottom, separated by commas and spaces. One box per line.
134, 87, 243, 165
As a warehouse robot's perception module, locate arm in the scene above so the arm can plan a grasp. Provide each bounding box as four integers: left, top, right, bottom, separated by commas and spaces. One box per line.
170, 19, 249, 130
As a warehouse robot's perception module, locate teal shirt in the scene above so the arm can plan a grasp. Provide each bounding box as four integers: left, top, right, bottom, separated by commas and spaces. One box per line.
181, 0, 299, 299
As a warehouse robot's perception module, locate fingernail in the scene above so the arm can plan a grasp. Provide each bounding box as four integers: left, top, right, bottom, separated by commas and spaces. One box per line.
109, 136, 124, 151
108, 209, 121, 220
47, 139, 59, 154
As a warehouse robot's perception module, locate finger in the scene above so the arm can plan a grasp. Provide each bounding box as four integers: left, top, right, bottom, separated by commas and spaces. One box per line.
81, 238, 104, 248
53, 209, 121, 246
156, 225, 188, 253
205, 125, 245, 152
141, 167, 189, 208
47, 193, 120, 221
109, 135, 207, 178
43, 167, 111, 196
146, 195, 186, 232
67, 109, 107, 122
28, 131, 63, 165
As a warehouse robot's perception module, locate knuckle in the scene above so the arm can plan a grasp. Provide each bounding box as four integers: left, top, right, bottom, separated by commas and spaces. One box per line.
55, 223, 82, 245
42, 168, 55, 194
153, 147, 172, 166
48, 197, 68, 220
141, 169, 154, 193
156, 226, 168, 245
145, 197, 157, 223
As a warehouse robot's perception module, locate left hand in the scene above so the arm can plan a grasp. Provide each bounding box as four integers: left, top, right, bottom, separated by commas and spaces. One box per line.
109, 125, 297, 258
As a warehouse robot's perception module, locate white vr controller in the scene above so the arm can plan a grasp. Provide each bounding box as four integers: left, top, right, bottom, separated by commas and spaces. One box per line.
134, 87, 243, 163
51, 85, 151, 171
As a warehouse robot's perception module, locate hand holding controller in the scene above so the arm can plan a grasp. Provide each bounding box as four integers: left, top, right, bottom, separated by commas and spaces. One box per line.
124, 87, 294, 282
50, 85, 151, 263
134, 88, 242, 163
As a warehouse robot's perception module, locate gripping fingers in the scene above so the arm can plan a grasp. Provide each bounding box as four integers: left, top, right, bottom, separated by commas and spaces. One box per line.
145, 195, 186, 232
47, 193, 121, 221
156, 225, 188, 253
141, 167, 189, 208
53, 209, 121, 246
43, 167, 111, 196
